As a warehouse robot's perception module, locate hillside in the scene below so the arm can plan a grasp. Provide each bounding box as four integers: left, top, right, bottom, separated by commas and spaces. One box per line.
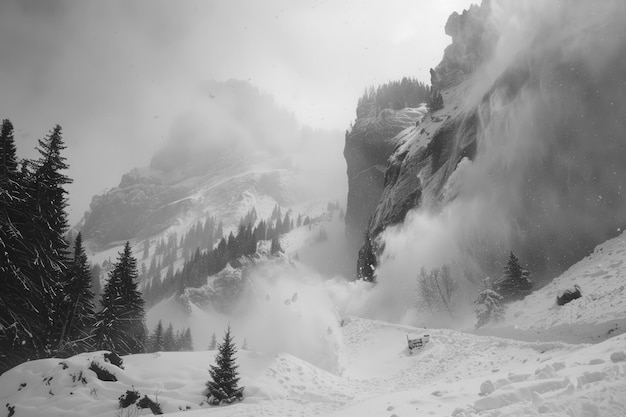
475, 231, 626, 344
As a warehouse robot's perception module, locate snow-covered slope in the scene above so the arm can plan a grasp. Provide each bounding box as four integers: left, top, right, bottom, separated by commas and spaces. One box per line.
2, 317, 625, 417
476, 231, 626, 344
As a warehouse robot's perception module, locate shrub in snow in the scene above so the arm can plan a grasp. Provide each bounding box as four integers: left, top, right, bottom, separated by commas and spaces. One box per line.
556, 284, 582, 306
474, 289, 505, 329
104, 351, 124, 369
492, 252, 532, 302
119, 389, 141, 408
88, 361, 117, 382
137, 395, 163, 415
206, 325, 244, 405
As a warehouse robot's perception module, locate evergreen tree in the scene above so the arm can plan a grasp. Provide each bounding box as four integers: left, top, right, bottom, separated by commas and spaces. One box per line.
206, 325, 244, 405
163, 323, 176, 351
179, 327, 193, 351
57, 232, 96, 356
475, 289, 506, 329
94, 242, 146, 355
209, 333, 217, 350
0, 119, 42, 372
357, 232, 376, 282
148, 320, 164, 352
270, 235, 282, 255
493, 252, 533, 302
1, 123, 75, 372
0, 119, 18, 177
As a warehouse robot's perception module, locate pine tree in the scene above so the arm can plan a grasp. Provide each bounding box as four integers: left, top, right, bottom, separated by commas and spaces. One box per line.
206, 325, 244, 405
1, 123, 76, 371
148, 320, 164, 352
179, 327, 193, 351
94, 242, 146, 355
32, 125, 73, 353
493, 252, 533, 302
270, 235, 282, 255
0, 119, 44, 372
56, 233, 96, 356
475, 288, 506, 329
209, 333, 217, 350
163, 323, 176, 351
0, 119, 18, 177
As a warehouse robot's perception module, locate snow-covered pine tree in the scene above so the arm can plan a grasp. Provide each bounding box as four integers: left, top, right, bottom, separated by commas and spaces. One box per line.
493, 252, 533, 302
94, 242, 146, 355
0, 118, 42, 373
209, 333, 217, 350
206, 325, 244, 405
475, 288, 505, 329
57, 232, 96, 356
32, 125, 74, 354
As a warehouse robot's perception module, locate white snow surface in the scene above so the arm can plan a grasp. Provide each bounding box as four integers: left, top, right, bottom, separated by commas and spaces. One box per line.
475, 231, 626, 344
2, 316, 626, 417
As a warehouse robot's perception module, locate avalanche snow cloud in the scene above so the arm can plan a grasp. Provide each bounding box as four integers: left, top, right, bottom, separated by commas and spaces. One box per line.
374, 0, 626, 320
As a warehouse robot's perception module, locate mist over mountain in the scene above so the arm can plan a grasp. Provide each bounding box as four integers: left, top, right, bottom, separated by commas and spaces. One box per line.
80, 79, 345, 248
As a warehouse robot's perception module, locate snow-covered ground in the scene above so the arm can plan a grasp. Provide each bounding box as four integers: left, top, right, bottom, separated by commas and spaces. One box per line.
9, 182, 626, 416
476, 231, 626, 344
2, 316, 625, 417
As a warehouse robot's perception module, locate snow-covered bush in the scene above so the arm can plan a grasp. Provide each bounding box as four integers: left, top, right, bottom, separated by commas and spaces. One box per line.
475, 289, 505, 329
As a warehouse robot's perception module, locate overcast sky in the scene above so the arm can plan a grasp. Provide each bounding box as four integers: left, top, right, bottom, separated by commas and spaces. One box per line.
0, 0, 474, 224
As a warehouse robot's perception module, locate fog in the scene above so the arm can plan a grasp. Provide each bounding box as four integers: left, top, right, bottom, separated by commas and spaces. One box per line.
0, 0, 473, 224
370, 0, 626, 323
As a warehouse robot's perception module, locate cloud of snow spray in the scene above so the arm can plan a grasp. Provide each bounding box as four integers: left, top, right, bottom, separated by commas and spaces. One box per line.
176, 260, 369, 374
152, 0, 626, 365
368, 0, 626, 325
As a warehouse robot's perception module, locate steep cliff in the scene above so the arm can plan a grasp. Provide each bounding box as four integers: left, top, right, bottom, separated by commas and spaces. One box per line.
343, 104, 426, 241
351, 0, 626, 283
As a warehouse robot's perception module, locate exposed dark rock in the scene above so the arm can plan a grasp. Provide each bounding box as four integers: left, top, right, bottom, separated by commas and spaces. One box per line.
556, 285, 582, 306
434, 1, 494, 89
344, 108, 425, 242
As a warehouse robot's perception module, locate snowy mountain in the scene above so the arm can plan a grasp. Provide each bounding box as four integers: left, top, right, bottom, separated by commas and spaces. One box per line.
79, 79, 345, 251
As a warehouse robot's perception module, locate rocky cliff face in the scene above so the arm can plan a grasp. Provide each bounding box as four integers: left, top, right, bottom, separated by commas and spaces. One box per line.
349, 0, 626, 282
344, 104, 426, 242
